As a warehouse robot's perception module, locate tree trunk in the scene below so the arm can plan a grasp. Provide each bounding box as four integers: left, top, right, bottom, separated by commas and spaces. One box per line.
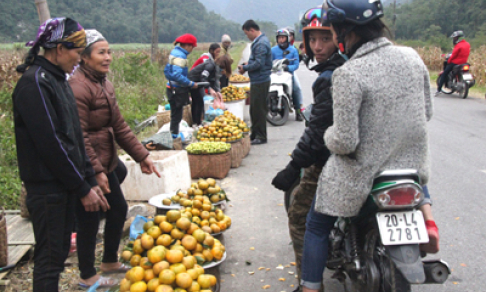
34, 0, 51, 24
151, 0, 158, 62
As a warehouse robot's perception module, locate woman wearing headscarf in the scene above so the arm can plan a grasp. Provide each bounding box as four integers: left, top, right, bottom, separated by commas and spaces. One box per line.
188, 55, 232, 126
69, 29, 161, 288
12, 18, 110, 292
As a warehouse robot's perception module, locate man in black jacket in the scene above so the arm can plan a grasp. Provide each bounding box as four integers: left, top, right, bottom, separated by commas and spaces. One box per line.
271, 8, 345, 291
12, 18, 110, 291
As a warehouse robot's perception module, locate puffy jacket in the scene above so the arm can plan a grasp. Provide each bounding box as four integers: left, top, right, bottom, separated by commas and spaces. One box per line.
271, 45, 300, 73
188, 58, 221, 92
242, 33, 272, 84
448, 39, 470, 65
164, 46, 195, 88
12, 56, 97, 198
69, 65, 149, 174
290, 53, 345, 168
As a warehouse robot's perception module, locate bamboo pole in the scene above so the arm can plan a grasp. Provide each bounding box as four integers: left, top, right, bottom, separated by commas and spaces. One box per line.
34, 0, 51, 24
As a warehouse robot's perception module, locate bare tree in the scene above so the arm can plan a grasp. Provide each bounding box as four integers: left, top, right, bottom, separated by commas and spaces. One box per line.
34, 0, 51, 24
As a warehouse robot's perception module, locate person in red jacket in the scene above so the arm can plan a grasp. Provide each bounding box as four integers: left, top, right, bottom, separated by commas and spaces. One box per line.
437, 30, 470, 93
190, 43, 221, 69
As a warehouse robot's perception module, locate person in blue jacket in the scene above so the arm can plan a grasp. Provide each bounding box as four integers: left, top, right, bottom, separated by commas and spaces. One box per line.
271, 29, 304, 121
164, 34, 199, 138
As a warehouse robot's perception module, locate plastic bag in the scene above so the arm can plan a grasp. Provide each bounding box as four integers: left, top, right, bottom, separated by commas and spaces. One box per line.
129, 215, 149, 241
204, 106, 225, 122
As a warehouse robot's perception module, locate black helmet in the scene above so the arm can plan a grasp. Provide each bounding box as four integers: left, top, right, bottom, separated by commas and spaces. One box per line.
450, 31, 464, 38
325, 0, 384, 25
276, 28, 290, 50
301, 6, 332, 62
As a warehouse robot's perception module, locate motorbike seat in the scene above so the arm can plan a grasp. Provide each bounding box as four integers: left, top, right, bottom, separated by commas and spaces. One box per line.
372, 169, 421, 186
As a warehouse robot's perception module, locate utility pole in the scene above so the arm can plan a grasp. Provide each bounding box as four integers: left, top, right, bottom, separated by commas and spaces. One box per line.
151, 0, 158, 62
392, 0, 397, 40
34, 0, 51, 24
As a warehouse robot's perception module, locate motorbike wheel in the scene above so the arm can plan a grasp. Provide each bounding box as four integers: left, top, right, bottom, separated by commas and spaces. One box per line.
284, 178, 300, 213
458, 77, 469, 99
364, 229, 411, 292
266, 92, 290, 126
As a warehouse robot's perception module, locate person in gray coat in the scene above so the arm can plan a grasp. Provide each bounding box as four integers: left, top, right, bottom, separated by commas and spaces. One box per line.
299, 1, 437, 291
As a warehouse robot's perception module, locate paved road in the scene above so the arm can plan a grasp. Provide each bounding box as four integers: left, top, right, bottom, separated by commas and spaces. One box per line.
218, 46, 486, 292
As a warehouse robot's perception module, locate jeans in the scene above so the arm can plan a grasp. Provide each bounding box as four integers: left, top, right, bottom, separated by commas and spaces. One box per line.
27, 192, 75, 292
249, 81, 270, 141
301, 197, 337, 290
438, 63, 457, 91
75, 161, 128, 280
292, 74, 303, 110
420, 185, 432, 207
190, 87, 205, 126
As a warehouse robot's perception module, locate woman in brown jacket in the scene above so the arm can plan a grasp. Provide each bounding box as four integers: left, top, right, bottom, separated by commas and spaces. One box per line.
69, 30, 160, 288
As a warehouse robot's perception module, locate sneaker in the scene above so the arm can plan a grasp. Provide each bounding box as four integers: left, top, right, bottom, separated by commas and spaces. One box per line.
435, 90, 441, 96
295, 113, 303, 122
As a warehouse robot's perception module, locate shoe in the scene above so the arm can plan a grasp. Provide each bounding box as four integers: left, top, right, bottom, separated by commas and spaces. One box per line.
78, 276, 118, 289
251, 138, 267, 145
420, 220, 439, 254
295, 113, 303, 122
435, 90, 441, 96
101, 263, 131, 274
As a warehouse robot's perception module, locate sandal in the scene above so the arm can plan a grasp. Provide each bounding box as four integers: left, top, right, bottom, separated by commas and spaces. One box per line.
78, 276, 118, 289
101, 263, 131, 274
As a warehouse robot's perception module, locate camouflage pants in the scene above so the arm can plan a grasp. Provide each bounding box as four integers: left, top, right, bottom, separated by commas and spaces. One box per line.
288, 164, 323, 288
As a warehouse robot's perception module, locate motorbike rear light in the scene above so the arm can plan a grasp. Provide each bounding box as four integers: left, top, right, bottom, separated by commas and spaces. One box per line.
373, 184, 423, 209
463, 65, 470, 71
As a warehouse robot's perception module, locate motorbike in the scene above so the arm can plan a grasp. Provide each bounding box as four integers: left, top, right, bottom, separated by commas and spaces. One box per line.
437, 53, 475, 99
266, 58, 295, 126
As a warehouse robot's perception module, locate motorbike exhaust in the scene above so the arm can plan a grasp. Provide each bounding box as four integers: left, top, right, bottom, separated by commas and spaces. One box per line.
422, 260, 450, 284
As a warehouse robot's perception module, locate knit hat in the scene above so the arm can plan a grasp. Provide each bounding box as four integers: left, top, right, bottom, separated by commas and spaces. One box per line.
221, 34, 231, 42
174, 34, 197, 47
85, 29, 106, 48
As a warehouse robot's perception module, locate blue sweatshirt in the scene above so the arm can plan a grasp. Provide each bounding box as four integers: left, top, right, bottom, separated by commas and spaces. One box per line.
271, 45, 299, 73
164, 46, 195, 88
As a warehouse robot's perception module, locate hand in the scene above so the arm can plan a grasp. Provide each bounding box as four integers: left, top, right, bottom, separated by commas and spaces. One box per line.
95, 172, 111, 194
140, 157, 161, 178
192, 83, 198, 89
271, 162, 301, 191
80, 187, 111, 212
238, 65, 245, 75
282, 64, 289, 72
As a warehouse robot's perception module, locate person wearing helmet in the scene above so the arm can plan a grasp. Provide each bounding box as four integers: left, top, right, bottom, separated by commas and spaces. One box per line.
297, 0, 436, 290
164, 34, 199, 139
272, 7, 346, 291
271, 29, 304, 121
437, 30, 470, 94
286, 26, 296, 45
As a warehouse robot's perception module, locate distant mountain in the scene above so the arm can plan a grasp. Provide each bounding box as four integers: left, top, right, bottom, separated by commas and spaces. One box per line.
199, 0, 322, 28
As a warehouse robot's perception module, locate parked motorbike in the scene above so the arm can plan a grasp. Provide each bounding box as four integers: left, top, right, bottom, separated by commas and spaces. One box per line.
266, 58, 295, 126
285, 169, 450, 292
437, 53, 475, 99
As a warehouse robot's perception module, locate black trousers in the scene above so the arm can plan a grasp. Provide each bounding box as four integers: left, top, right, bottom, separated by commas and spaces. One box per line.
27, 191, 75, 292
75, 161, 128, 280
167, 88, 184, 135
190, 87, 205, 126
250, 81, 270, 140
438, 62, 457, 91
220, 75, 229, 89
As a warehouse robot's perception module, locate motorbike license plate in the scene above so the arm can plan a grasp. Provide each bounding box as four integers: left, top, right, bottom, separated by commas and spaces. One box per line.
463, 73, 473, 81
376, 210, 429, 245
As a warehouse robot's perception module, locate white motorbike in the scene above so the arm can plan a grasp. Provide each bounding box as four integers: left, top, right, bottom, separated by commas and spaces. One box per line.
266, 58, 295, 126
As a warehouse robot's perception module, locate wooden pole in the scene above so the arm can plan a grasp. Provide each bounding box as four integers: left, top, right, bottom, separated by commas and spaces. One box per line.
151, 0, 158, 62
392, 0, 397, 40
34, 0, 51, 24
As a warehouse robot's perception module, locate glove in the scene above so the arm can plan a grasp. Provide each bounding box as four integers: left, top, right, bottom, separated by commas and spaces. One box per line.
282, 64, 289, 72
272, 161, 301, 191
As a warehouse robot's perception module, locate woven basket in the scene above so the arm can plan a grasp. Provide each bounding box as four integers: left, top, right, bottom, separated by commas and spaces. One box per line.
156, 111, 171, 129
0, 207, 8, 267
188, 151, 231, 179
242, 133, 251, 157
182, 104, 193, 126
230, 139, 244, 168
19, 183, 29, 218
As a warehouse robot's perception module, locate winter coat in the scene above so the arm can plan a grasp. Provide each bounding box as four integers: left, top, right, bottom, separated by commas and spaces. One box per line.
164, 46, 195, 88
290, 54, 345, 169
188, 56, 221, 92
271, 45, 300, 73
12, 56, 97, 198
316, 37, 433, 217
242, 33, 272, 84
69, 65, 149, 174
448, 40, 470, 65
